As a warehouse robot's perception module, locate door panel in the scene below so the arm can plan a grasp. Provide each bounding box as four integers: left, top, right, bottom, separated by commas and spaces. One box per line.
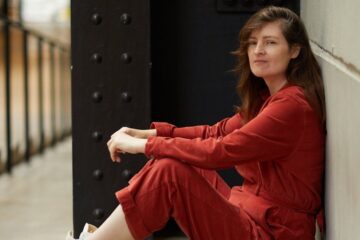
71, 0, 151, 237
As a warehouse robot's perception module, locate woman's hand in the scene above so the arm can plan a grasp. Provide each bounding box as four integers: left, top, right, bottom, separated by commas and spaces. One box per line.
107, 130, 147, 162
118, 127, 156, 139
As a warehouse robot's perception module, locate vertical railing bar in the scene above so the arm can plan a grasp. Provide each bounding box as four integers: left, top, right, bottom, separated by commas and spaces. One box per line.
50, 43, 56, 146
66, 50, 71, 135
38, 37, 44, 153
4, 18, 12, 173
18, 0, 23, 23
23, 29, 30, 162
63, 49, 69, 136
59, 47, 65, 139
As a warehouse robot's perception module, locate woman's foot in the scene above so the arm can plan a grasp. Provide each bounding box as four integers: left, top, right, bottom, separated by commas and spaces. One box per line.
66, 223, 97, 240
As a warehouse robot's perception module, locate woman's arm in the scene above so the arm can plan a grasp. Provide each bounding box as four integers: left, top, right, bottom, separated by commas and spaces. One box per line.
144, 94, 306, 169
107, 113, 244, 162
118, 127, 157, 139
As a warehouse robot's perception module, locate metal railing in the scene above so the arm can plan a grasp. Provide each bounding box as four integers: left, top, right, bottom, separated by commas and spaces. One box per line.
0, 12, 71, 174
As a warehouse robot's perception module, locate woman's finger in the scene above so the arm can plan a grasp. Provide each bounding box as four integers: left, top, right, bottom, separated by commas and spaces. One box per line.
108, 140, 122, 163
115, 150, 122, 162
108, 141, 117, 161
111, 148, 122, 162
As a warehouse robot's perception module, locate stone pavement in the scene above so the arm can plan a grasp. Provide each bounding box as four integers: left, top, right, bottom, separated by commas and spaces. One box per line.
0, 138, 73, 240
0, 138, 187, 240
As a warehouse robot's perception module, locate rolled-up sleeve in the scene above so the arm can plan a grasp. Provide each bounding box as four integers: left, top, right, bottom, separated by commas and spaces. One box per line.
150, 113, 244, 139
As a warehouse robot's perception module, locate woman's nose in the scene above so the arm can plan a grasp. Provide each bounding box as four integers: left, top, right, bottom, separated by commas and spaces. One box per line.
254, 43, 265, 55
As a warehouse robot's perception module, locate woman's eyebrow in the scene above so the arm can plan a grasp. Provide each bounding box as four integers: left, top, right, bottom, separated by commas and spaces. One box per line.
262, 36, 279, 39
248, 36, 279, 40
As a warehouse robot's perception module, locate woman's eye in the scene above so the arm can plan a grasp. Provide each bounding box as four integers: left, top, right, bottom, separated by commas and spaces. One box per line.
266, 41, 277, 45
248, 41, 257, 46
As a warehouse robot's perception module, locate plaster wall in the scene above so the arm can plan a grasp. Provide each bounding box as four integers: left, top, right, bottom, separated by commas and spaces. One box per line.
302, 1, 360, 239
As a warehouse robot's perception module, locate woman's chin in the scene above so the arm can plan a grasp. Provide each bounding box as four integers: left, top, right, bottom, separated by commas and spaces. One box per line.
251, 72, 265, 78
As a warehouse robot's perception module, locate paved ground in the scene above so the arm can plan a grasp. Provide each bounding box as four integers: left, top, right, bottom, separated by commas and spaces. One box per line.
0, 138, 187, 240
0, 138, 73, 240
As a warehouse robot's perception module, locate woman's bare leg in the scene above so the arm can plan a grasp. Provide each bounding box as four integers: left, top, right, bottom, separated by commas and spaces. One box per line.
87, 205, 134, 240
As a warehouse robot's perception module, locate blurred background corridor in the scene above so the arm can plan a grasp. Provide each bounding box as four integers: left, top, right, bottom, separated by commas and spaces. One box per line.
0, 0, 71, 239
0, 0, 71, 174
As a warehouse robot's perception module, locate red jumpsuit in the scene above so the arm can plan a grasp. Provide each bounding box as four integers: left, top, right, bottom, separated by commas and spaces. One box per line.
115, 84, 325, 240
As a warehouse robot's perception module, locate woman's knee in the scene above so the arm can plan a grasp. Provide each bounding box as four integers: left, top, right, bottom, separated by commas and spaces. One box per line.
153, 157, 186, 169
151, 158, 193, 179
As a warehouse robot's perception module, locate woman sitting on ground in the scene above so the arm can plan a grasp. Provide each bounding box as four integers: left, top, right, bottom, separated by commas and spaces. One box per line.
68, 5, 326, 240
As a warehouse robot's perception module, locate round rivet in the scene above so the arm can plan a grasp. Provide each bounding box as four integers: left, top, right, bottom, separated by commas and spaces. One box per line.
121, 92, 132, 103
93, 208, 104, 220
91, 53, 102, 63
91, 13, 102, 25
92, 131, 103, 142
223, 0, 237, 6
122, 169, 134, 181
92, 91, 103, 103
93, 169, 104, 180
120, 13, 132, 25
120, 53, 132, 64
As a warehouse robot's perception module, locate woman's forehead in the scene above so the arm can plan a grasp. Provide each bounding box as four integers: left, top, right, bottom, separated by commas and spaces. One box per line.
249, 21, 284, 38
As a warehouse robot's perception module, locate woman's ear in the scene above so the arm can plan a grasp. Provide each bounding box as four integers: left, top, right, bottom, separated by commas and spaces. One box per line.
290, 44, 301, 59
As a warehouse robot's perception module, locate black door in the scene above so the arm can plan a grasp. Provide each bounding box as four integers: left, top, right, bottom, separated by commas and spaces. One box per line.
71, 0, 151, 237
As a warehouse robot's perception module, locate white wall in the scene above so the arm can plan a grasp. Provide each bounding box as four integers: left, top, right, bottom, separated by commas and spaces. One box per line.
302, 1, 360, 239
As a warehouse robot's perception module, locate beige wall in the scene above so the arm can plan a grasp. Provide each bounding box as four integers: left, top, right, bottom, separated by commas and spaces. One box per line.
302, 1, 360, 239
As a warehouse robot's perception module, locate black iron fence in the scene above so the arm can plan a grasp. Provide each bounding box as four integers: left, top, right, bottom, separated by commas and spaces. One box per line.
0, 15, 71, 174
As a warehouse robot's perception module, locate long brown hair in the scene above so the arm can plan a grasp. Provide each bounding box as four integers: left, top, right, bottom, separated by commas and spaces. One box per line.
233, 6, 326, 125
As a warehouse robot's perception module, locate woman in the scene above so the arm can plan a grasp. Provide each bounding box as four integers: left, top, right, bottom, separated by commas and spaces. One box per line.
68, 5, 326, 240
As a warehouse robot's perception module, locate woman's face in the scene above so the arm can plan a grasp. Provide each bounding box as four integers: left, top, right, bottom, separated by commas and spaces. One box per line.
247, 21, 299, 81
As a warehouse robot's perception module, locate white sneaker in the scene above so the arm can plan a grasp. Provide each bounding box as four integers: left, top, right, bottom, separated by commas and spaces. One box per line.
66, 223, 97, 240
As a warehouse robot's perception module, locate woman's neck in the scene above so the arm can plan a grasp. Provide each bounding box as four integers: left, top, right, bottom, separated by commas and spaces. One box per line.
263, 77, 288, 95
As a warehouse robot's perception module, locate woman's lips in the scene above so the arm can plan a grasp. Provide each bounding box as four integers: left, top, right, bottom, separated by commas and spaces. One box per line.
254, 59, 267, 64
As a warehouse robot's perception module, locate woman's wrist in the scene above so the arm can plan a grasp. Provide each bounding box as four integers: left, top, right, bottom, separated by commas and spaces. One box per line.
137, 138, 147, 153
140, 129, 156, 138
124, 128, 156, 139
147, 129, 157, 137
